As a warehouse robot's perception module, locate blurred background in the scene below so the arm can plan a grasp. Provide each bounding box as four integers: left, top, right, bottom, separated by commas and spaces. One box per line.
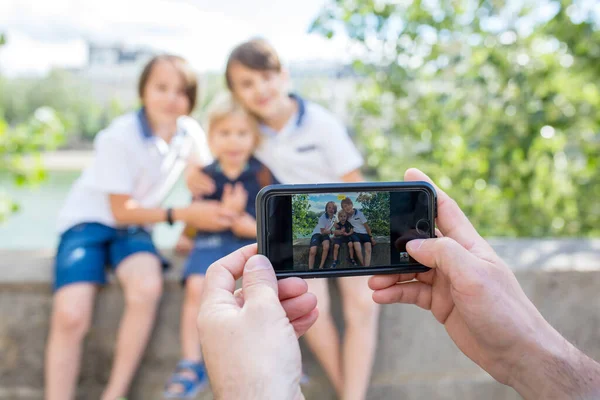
1, 0, 599, 399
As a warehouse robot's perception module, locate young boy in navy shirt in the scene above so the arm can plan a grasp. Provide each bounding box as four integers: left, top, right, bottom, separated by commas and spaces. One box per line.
164, 94, 276, 397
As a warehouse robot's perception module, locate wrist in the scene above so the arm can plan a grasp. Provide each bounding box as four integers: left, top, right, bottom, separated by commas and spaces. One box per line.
173, 207, 188, 223
508, 322, 600, 399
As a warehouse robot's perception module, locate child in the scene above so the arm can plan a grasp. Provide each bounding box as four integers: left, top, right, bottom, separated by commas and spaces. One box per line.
308, 201, 337, 270
45, 55, 214, 400
163, 94, 276, 398
331, 209, 364, 268
341, 197, 376, 267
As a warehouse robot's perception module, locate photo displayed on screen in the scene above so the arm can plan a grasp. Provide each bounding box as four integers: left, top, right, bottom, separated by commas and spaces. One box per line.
292, 192, 392, 270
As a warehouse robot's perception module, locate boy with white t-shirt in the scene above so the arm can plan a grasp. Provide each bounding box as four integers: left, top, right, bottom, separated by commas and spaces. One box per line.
341, 197, 377, 268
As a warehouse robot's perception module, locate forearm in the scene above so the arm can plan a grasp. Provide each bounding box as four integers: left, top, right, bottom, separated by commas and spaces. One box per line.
111, 203, 186, 225
510, 327, 600, 399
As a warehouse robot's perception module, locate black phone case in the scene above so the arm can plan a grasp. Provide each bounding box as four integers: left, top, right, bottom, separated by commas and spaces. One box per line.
256, 181, 437, 279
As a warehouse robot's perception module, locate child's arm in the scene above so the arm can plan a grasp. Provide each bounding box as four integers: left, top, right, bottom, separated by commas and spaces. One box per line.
346, 227, 354, 236
231, 213, 257, 239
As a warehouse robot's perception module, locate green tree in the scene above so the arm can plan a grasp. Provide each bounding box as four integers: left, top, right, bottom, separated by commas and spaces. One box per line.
312, 0, 600, 237
356, 191, 390, 236
0, 34, 66, 221
292, 194, 315, 239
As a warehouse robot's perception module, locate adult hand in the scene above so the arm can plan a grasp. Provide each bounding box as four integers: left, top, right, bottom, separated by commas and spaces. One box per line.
197, 244, 318, 400
369, 168, 600, 399
185, 165, 216, 196
222, 182, 248, 215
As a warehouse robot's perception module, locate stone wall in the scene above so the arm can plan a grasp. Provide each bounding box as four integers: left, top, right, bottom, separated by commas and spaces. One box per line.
1, 238, 599, 400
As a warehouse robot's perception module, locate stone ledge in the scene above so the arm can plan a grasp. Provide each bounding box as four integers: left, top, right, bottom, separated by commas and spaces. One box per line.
1, 239, 599, 284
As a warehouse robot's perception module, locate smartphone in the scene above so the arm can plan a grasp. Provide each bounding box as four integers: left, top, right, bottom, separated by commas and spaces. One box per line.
256, 181, 437, 279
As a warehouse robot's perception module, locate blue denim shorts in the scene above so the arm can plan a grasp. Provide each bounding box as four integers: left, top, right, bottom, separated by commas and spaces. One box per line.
54, 223, 167, 292
182, 231, 255, 284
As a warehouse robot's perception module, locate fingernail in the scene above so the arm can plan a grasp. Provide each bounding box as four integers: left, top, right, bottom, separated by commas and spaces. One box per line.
245, 257, 272, 272
407, 239, 425, 251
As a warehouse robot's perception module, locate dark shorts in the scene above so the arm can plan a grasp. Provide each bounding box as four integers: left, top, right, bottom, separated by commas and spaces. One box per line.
54, 223, 166, 292
333, 235, 355, 246
309, 233, 331, 247
182, 232, 255, 283
352, 233, 372, 244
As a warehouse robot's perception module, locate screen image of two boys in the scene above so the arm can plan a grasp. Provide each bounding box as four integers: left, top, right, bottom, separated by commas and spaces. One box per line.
292, 192, 391, 269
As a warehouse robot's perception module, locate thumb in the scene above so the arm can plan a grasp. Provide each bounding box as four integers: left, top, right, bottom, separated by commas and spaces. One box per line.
242, 254, 278, 302
407, 237, 483, 283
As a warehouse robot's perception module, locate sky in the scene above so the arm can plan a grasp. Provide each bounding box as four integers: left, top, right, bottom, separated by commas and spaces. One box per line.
302, 193, 363, 214
0, 0, 349, 76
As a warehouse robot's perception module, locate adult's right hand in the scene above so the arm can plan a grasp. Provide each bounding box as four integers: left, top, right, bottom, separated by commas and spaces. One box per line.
180, 201, 236, 232
370, 168, 600, 399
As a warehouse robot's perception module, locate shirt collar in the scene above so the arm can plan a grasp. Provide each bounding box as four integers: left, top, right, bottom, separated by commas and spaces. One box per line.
137, 107, 187, 140
259, 93, 307, 137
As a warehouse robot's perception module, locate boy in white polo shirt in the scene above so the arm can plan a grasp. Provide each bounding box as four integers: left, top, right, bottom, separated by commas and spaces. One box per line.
186, 39, 380, 399
45, 55, 222, 400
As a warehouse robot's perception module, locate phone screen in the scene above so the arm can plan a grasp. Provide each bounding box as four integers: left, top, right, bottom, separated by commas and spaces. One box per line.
263, 188, 435, 274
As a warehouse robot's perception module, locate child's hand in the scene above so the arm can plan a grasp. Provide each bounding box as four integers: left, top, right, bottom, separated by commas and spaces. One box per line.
175, 233, 194, 255
222, 183, 248, 214
371, 237, 377, 246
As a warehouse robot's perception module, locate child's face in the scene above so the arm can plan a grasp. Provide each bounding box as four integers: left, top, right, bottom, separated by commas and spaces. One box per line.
209, 113, 256, 166
342, 202, 353, 214
141, 60, 190, 125
227, 62, 289, 121
339, 213, 347, 223
326, 203, 336, 216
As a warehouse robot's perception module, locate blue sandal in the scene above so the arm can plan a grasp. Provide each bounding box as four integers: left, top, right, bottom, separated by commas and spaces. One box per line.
163, 360, 208, 398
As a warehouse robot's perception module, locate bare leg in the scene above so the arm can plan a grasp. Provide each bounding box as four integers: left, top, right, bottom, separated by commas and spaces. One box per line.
363, 242, 372, 267
338, 276, 381, 400
352, 242, 365, 266
101, 253, 163, 400
303, 279, 343, 395
319, 240, 330, 269
348, 242, 355, 261
45, 283, 97, 400
165, 275, 205, 394
308, 246, 317, 270
333, 243, 340, 261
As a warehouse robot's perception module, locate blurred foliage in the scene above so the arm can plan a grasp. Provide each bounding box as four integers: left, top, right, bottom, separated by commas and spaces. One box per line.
0, 33, 67, 221
0, 69, 127, 142
356, 191, 390, 235
312, 0, 600, 237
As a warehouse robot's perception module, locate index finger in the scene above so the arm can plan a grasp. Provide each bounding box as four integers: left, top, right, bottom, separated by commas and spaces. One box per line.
203, 244, 258, 297
404, 168, 492, 253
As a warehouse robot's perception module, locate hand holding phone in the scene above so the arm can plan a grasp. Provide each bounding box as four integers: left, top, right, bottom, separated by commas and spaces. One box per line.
256, 181, 437, 279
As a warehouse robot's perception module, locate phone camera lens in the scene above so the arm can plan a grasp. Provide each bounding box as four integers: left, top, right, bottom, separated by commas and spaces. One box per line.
416, 219, 430, 236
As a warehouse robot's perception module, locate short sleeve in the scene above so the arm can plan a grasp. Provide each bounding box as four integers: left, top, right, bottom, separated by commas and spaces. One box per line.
325, 119, 363, 177
90, 132, 137, 195
358, 210, 368, 224
182, 117, 213, 167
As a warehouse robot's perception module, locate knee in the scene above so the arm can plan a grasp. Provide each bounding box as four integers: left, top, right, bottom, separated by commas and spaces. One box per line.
125, 273, 163, 306
344, 294, 380, 328
185, 276, 205, 304
309, 247, 318, 256
334, 244, 340, 251
322, 241, 330, 251
365, 246, 372, 255
52, 303, 91, 339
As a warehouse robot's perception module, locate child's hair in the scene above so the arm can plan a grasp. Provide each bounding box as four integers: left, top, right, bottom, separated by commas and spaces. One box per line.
338, 210, 347, 218
138, 55, 198, 114
341, 197, 353, 207
225, 38, 282, 90
205, 93, 260, 145
325, 201, 338, 216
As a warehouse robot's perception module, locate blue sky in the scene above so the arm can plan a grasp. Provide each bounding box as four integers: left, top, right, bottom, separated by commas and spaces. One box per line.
0, 0, 349, 76
304, 192, 363, 214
